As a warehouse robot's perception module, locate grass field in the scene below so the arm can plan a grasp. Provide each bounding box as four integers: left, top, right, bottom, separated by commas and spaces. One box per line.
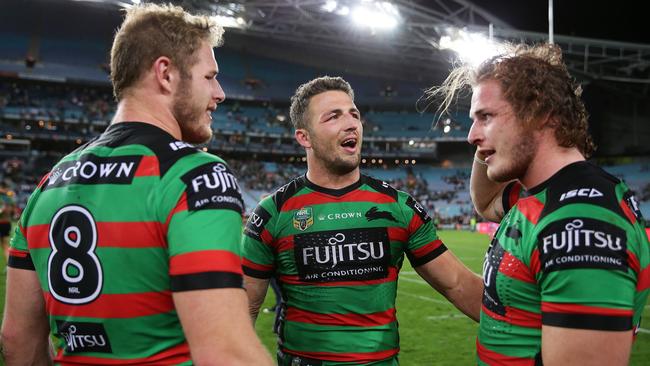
0, 230, 648, 365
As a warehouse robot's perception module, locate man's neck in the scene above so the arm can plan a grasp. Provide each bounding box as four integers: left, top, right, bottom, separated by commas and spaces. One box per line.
110, 93, 181, 140
305, 160, 361, 190
521, 142, 584, 189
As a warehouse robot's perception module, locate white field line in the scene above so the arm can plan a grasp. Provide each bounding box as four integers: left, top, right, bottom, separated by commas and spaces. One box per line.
638, 328, 650, 334
426, 314, 466, 321
399, 291, 450, 305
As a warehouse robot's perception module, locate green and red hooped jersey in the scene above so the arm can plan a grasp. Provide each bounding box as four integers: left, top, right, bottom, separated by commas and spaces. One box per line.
8, 122, 245, 365
242, 174, 447, 365
477, 161, 650, 365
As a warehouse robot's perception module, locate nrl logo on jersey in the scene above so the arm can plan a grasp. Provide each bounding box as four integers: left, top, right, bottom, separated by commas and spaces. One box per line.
293, 207, 313, 231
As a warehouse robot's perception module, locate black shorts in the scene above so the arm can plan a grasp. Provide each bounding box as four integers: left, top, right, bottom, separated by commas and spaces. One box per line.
0, 222, 11, 238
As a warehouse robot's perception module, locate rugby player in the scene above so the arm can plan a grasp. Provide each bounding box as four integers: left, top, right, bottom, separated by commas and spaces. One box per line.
242, 76, 483, 365
430, 42, 650, 365
1, 4, 272, 364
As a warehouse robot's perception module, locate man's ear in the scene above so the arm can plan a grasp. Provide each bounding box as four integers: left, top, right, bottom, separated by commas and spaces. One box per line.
152, 56, 174, 94
295, 128, 312, 149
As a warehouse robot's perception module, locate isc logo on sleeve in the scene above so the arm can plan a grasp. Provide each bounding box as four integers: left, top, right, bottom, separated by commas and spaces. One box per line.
559, 188, 603, 201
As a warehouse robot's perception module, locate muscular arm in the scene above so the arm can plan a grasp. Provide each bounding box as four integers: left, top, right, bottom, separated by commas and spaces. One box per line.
173, 288, 273, 366
243, 275, 270, 323
541, 326, 632, 365
470, 150, 510, 222
414, 251, 483, 322
1, 268, 52, 366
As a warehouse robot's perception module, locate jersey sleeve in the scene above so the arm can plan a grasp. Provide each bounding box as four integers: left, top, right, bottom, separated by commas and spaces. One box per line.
7, 223, 34, 270
535, 214, 638, 331
7, 179, 47, 271
241, 197, 277, 279
399, 192, 447, 267
161, 156, 245, 292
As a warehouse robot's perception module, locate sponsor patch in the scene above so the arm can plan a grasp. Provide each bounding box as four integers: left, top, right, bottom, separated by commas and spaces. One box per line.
537, 218, 628, 273
181, 162, 244, 213
43, 155, 141, 190
317, 211, 363, 221
623, 191, 644, 222
294, 228, 391, 282
406, 196, 431, 224
365, 206, 397, 222
292, 207, 314, 231
244, 205, 272, 241
55, 321, 112, 354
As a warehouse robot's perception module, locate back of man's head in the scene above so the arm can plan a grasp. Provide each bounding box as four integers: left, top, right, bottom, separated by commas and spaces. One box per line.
289, 76, 354, 131
110, 3, 224, 101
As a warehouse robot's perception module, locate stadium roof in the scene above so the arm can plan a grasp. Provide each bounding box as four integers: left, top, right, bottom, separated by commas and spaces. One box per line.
4, 0, 650, 95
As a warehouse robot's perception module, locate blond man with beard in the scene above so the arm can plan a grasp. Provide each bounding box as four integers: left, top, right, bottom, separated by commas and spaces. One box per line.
429, 43, 650, 365
1, 4, 272, 365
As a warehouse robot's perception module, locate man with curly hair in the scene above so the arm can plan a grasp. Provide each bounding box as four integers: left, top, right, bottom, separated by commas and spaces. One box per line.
429, 43, 649, 365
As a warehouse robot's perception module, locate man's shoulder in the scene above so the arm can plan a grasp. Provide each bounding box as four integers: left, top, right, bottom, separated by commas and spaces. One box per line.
269, 175, 308, 211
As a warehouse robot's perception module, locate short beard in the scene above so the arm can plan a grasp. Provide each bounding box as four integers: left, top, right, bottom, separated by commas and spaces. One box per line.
488, 128, 536, 183
172, 76, 211, 144
311, 137, 360, 176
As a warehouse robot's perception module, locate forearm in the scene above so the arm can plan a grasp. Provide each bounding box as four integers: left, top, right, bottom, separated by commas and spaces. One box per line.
469, 151, 507, 222
244, 275, 270, 324
442, 270, 482, 322
1, 327, 52, 365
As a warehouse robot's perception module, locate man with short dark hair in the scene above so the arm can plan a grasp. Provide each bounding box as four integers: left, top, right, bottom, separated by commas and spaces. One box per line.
429, 43, 650, 365
1, 4, 273, 364
243, 76, 483, 365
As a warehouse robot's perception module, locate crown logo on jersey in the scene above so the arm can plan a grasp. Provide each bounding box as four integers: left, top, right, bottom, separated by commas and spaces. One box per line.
293, 207, 314, 231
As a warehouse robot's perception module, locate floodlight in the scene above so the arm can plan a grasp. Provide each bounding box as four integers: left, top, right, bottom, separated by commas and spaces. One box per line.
439, 28, 505, 67
351, 2, 400, 31
212, 15, 247, 29
322, 0, 337, 13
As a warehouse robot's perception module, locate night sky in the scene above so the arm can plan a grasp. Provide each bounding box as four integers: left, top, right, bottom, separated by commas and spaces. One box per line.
485, 0, 648, 44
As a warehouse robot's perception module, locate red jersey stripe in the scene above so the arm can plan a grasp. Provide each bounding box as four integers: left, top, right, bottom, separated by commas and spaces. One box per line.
541, 302, 633, 317
410, 239, 443, 259
628, 250, 640, 274
165, 193, 188, 229
482, 304, 541, 328
169, 250, 243, 276
284, 347, 398, 364
134, 155, 160, 177
529, 249, 541, 276
286, 307, 396, 327
407, 213, 423, 235
619, 199, 637, 225
8, 247, 28, 258
638, 266, 650, 291
55, 342, 190, 365
280, 266, 398, 286
45, 291, 174, 319
27, 222, 166, 249
516, 196, 544, 225
387, 227, 408, 243
260, 228, 274, 245
243, 258, 274, 272
276, 235, 294, 253
476, 339, 536, 366
508, 182, 524, 209
499, 251, 536, 284
281, 190, 396, 212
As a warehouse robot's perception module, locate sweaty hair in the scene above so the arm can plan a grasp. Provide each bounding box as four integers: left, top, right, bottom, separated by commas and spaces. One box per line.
110, 3, 224, 101
427, 43, 595, 157
289, 76, 355, 130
